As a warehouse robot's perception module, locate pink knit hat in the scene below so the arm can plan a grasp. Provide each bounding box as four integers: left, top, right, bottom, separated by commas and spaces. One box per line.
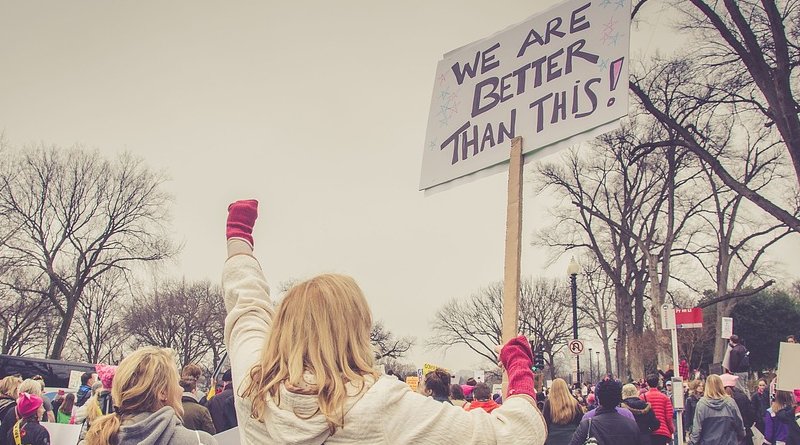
720, 373, 739, 388
793, 389, 800, 403
587, 393, 596, 404
96, 364, 118, 389
16, 393, 42, 418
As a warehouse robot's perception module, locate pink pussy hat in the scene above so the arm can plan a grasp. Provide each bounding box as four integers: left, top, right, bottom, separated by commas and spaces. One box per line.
16, 392, 43, 418
793, 389, 800, 403
96, 364, 118, 389
720, 373, 739, 388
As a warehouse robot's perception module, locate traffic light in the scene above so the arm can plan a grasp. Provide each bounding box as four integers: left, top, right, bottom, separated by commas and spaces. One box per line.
533, 346, 545, 371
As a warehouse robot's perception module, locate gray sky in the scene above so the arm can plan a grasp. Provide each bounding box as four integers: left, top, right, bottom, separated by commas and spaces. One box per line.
1, 0, 798, 372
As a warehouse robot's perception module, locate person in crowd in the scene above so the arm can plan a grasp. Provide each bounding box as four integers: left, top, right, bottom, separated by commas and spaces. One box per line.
665, 381, 673, 399
683, 379, 704, 438
181, 364, 205, 402
464, 383, 500, 413
678, 360, 689, 381
76, 364, 118, 443
726, 335, 750, 396
461, 378, 477, 402
568, 378, 639, 445
207, 369, 237, 434
0, 376, 22, 426
449, 384, 468, 408
423, 369, 452, 404
658, 365, 674, 385
621, 383, 659, 445
643, 374, 674, 445
83, 346, 216, 445
221, 199, 547, 444
50, 390, 65, 419
5, 393, 49, 445
75, 372, 96, 407
720, 373, 755, 445
1, 379, 45, 443
180, 378, 216, 435
751, 378, 770, 434
763, 390, 794, 445
94, 364, 116, 417
688, 374, 745, 445
787, 335, 796, 343
56, 394, 74, 424
585, 393, 597, 412
73, 382, 103, 425
28, 377, 52, 423
542, 378, 583, 445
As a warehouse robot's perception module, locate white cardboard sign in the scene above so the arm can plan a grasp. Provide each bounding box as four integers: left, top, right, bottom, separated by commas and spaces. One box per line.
721, 317, 733, 339
777, 342, 800, 391
420, 0, 631, 190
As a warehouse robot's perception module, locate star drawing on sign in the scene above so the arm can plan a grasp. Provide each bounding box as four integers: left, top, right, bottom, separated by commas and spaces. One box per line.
597, 57, 610, 71
428, 139, 438, 151
614, 0, 626, 9
609, 32, 623, 46
603, 17, 617, 34
599, 0, 613, 7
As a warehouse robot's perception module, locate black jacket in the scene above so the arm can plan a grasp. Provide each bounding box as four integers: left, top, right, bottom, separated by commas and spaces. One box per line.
684, 394, 701, 432
4, 419, 50, 445
729, 344, 748, 373
751, 391, 770, 431
207, 386, 238, 433
543, 399, 583, 445
568, 406, 641, 445
730, 386, 755, 440
621, 397, 659, 445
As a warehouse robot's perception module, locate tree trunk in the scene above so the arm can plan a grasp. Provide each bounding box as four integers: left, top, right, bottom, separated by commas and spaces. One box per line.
49, 301, 77, 360
628, 330, 645, 380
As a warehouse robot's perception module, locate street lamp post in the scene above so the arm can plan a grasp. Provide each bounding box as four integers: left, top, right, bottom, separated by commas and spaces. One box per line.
567, 257, 581, 387
596, 350, 601, 378
589, 347, 593, 383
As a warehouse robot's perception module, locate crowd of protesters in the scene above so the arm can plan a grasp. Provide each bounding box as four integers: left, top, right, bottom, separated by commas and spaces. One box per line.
0, 199, 798, 445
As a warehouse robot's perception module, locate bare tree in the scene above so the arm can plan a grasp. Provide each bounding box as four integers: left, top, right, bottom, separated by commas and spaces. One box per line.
428, 278, 573, 380
0, 272, 54, 355
126, 279, 225, 369
0, 145, 177, 359
577, 254, 618, 375
67, 271, 130, 364
631, 1, 800, 232
371, 321, 414, 361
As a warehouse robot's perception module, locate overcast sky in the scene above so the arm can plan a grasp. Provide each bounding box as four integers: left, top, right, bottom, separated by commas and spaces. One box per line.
2, 0, 798, 372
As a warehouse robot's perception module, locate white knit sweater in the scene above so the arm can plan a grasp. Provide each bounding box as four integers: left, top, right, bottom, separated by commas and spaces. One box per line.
222, 250, 547, 445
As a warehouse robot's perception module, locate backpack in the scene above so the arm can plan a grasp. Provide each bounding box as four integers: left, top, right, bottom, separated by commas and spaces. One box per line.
0, 399, 15, 426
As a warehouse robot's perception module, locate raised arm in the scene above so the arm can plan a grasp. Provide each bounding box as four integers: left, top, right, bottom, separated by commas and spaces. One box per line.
222, 200, 274, 390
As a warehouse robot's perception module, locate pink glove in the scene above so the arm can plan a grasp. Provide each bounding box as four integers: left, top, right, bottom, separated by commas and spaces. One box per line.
500, 335, 535, 398
226, 200, 258, 246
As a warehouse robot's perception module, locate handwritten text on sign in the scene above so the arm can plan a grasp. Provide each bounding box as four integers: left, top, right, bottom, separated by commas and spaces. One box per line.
420, 0, 631, 190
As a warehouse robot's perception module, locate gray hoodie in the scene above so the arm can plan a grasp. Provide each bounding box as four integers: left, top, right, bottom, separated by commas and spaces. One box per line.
117, 406, 217, 445
688, 396, 744, 445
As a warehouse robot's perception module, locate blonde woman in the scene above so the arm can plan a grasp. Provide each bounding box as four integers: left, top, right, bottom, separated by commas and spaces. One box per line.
222, 200, 546, 444
542, 378, 583, 445
688, 374, 745, 445
84, 347, 217, 445
0, 376, 22, 441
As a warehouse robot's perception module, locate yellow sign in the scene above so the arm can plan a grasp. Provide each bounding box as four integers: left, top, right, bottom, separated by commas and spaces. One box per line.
422, 363, 448, 376
405, 376, 419, 392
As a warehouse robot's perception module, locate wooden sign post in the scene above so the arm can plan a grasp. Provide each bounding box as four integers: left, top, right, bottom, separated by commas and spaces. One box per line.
501, 137, 524, 398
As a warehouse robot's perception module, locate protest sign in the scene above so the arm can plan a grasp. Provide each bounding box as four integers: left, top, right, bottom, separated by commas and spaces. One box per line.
474, 370, 485, 383
423, 363, 447, 376
214, 426, 241, 445
777, 342, 800, 391
406, 376, 420, 392
420, 0, 631, 190
44, 423, 81, 445
68, 370, 83, 389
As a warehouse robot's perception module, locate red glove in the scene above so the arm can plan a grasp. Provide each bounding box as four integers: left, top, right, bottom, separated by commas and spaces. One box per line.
226, 200, 258, 246
500, 335, 535, 398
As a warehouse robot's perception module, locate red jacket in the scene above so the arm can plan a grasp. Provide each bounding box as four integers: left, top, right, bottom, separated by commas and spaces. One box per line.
465, 399, 500, 413
642, 388, 674, 438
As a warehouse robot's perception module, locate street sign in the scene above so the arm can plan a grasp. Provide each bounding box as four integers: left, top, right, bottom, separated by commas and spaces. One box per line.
568, 339, 585, 355
675, 308, 703, 329
721, 317, 733, 339
661, 304, 676, 330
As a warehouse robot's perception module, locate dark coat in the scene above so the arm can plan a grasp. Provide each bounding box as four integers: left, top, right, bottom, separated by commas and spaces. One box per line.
207, 386, 238, 433
751, 390, 770, 432
684, 394, 701, 434
542, 399, 583, 445
730, 386, 755, 442
180, 394, 216, 435
728, 344, 748, 373
568, 406, 640, 445
4, 418, 50, 445
0, 401, 18, 445
622, 397, 660, 445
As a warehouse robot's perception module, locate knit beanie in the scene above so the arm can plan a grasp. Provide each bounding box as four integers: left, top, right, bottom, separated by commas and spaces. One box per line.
16, 392, 43, 418
96, 364, 118, 390
595, 378, 622, 408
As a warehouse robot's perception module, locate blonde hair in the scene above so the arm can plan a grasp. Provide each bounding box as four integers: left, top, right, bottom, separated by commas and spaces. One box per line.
85, 347, 183, 445
547, 378, 581, 424
84, 395, 103, 424
17, 379, 43, 397
241, 274, 378, 433
621, 383, 639, 399
704, 375, 728, 399
688, 379, 704, 395
0, 376, 22, 398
